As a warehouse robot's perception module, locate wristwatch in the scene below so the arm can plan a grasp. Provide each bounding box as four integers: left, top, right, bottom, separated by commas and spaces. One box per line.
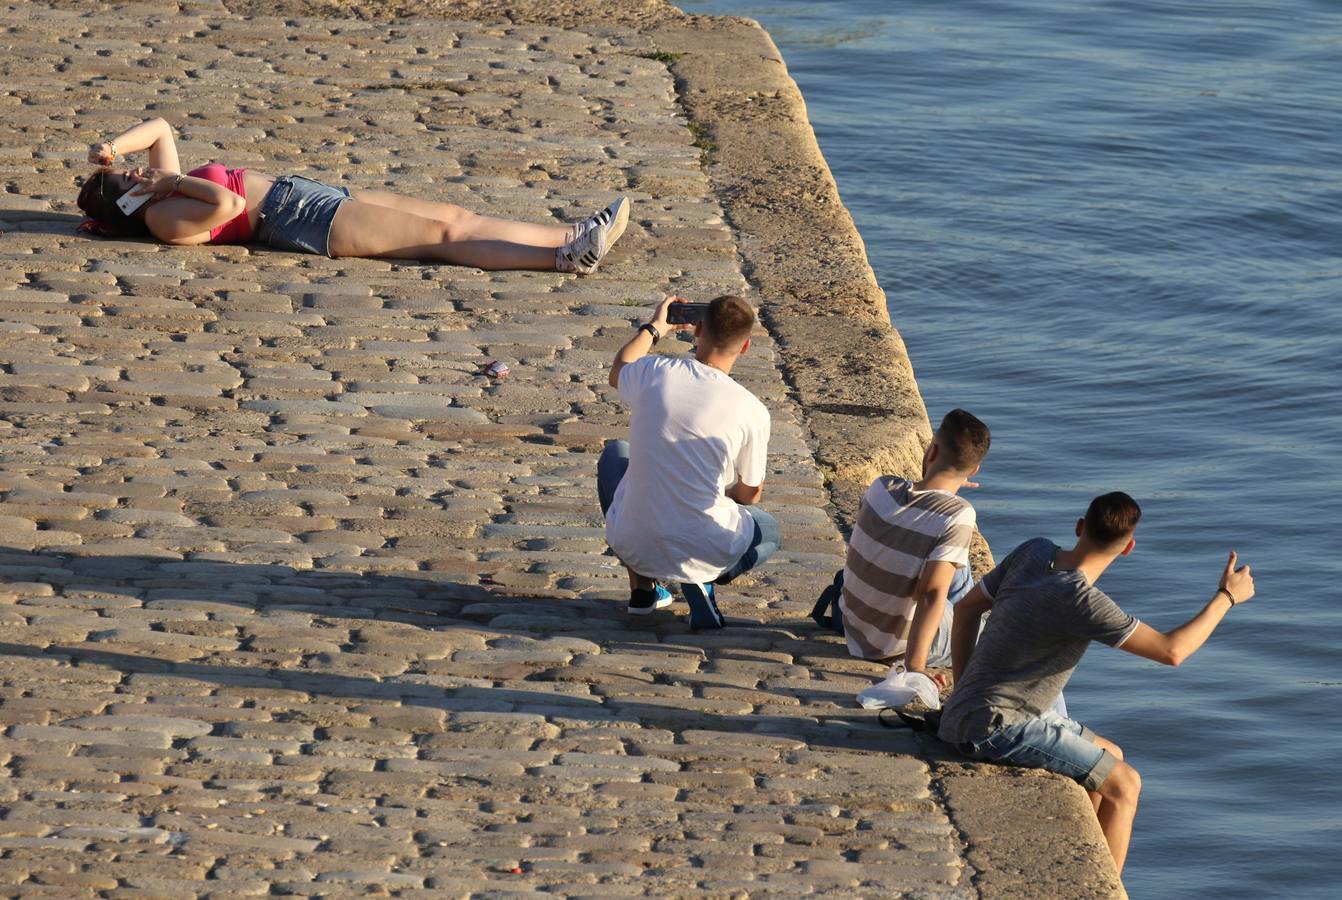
638, 322, 661, 344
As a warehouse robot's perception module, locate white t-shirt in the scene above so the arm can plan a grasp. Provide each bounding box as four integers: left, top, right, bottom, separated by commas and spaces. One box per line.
606, 355, 771, 584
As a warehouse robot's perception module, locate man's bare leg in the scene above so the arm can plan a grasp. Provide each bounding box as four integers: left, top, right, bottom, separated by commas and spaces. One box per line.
1088, 733, 1141, 874
1088, 734, 1124, 812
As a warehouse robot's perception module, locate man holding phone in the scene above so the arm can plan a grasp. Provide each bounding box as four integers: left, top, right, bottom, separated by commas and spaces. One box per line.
598, 295, 780, 628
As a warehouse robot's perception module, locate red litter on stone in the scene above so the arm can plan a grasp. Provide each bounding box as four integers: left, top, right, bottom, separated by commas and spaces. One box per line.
478, 360, 510, 379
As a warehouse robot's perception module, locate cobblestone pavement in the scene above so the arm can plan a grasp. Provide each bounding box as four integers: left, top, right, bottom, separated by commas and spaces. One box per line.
0, 2, 969, 895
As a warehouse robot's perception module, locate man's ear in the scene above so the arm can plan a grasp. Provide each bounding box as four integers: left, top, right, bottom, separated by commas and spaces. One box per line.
737, 336, 751, 356
1075, 517, 1085, 538
693, 321, 704, 340
1119, 537, 1136, 557
967, 463, 981, 478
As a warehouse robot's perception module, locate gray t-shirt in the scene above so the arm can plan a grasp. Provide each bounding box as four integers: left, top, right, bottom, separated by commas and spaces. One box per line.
938, 537, 1140, 745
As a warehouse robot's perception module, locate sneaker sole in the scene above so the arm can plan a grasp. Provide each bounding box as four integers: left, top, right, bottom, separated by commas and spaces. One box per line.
627, 596, 673, 615
681, 583, 724, 629
603, 196, 630, 249
574, 197, 629, 274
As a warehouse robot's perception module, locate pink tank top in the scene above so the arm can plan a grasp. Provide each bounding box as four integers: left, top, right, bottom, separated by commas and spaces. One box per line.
185, 163, 251, 244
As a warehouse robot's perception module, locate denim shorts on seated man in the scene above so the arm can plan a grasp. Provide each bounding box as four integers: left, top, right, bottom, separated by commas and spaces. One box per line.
955, 708, 1117, 792
256, 175, 352, 258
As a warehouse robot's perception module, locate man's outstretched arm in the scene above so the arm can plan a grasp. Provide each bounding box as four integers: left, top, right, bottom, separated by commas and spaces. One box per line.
903, 560, 959, 676
1121, 550, 1255, 666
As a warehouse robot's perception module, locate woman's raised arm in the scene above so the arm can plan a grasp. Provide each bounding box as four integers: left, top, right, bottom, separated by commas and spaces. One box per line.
89, 118, 180, 174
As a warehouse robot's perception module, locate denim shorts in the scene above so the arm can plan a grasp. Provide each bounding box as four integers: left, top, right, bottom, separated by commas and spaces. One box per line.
256, 175, 351, 258
956, 709, 1117, 792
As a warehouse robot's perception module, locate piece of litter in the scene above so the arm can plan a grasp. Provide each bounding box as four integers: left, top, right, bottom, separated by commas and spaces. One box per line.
478, 359, 510, 379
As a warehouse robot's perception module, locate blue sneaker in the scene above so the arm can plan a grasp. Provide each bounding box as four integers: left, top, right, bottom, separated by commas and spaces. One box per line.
628, 582, 673, 615
680, 582, 723, 629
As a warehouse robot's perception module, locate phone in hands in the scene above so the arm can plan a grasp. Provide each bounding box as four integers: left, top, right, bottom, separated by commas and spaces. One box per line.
115, 185, 153, 217
666, 301, 710, 325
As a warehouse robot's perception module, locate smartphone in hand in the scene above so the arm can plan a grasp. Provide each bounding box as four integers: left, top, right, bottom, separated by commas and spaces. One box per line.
666, 301, 710, 325
115, 187, 153, 217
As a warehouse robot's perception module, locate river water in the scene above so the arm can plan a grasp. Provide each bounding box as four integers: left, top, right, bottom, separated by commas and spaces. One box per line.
681, 1, 1342, 896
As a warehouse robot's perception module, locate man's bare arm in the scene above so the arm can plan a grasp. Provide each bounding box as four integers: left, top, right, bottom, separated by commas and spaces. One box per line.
950, 583, 993, 685
608, 296, 679, 388
726, 480, 763, 505
903, 560, 959, 674
1120, 550, 1255, 666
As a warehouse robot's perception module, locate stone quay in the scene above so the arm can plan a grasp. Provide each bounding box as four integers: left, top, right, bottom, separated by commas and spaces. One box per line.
0, 1, 1121, 896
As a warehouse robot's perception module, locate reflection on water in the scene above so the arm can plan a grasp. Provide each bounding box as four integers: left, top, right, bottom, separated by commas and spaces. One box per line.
684, 1, 1342, 897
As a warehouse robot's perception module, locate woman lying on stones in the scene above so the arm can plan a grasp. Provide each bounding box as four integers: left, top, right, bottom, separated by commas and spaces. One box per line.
75, 118, 629, 273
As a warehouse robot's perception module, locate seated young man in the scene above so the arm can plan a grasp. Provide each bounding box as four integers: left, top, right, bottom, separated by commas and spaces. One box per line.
813, 409, 989, 680
597, 294, 780, 629
938, 492, 1256, 875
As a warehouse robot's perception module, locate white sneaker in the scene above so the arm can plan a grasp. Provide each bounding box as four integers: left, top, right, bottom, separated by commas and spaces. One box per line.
556, 196, 630, 274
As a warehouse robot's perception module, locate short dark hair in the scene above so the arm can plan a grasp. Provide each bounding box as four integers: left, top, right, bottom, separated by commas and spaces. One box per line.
702, 295, 755, 349
76, 171, 150, 237
935, 408, 991, 471
1083, 492, 1142, 547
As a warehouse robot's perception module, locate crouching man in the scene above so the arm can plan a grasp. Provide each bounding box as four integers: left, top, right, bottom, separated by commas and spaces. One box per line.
597, 295, 780, 628
938, 492, 1255, 874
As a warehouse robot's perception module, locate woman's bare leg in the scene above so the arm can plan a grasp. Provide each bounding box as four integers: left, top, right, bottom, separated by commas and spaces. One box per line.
349, 188, 569, 248
328, 199, 556, 269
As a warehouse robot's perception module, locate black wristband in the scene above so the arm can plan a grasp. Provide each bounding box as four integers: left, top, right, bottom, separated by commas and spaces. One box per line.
1217, 587, 1237, 607
638, 322, 660, 344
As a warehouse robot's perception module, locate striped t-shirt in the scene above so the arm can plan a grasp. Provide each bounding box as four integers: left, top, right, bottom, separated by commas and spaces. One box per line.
839, 476, 976, 660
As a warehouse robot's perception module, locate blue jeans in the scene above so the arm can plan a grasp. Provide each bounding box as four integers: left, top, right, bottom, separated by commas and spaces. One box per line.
715, 505, 781, 584
955, 709, 1115, 792
597, 439, 780, 581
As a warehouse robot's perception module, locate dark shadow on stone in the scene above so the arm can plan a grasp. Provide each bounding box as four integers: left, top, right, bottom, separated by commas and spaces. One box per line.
810, 402, 900, 418
0, 545, 917, 756
0, 211, 89, 236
